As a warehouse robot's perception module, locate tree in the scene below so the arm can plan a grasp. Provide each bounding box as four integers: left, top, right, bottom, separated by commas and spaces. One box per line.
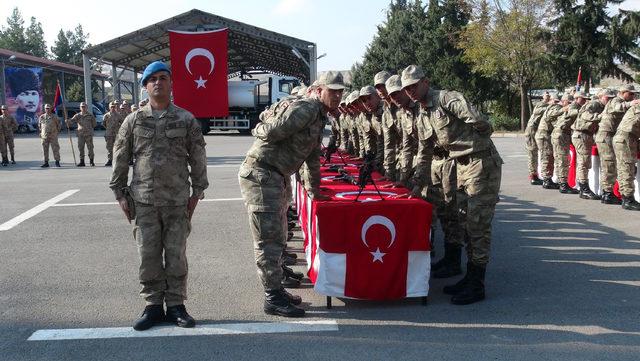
24, 17, 47, 58
0, 7, 28, 53
51, 29, 74, 63
66, 80, 85, 102
52, 24, 89, 65
458, 0, 553, 130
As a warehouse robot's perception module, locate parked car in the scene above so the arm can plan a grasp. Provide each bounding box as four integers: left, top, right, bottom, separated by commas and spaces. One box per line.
56, 102, 105, 130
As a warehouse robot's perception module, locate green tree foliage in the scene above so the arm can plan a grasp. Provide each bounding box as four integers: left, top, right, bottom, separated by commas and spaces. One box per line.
0, 8, 47, 58
66, 81, 85, 102
24, 17, 47, 58
51, 25, 89, 65
548, 0, 640, 90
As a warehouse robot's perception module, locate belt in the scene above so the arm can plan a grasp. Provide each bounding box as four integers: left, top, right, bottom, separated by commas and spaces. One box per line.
245, 157, 285, 177
456, 149, 492, 165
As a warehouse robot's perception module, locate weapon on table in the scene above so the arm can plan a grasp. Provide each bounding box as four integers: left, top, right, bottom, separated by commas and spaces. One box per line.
354, 151, 384, 202
321, 142, 348, 166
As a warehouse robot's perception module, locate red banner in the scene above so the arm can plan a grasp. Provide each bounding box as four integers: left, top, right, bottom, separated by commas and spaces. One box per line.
169, 29, 229, 117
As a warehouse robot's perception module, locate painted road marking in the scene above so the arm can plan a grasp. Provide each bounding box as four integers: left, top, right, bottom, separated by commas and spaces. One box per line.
28, 320, 339, 341
53, 198, 243, 207
0, 190, 79, 231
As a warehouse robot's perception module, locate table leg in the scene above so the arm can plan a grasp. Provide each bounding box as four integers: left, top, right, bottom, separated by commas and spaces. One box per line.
326, 296, 332, 309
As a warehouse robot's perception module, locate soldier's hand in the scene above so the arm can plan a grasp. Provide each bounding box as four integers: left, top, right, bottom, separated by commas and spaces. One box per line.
117, 198, 131, 224
381, 182, 404, 189
187, 195, 200, 221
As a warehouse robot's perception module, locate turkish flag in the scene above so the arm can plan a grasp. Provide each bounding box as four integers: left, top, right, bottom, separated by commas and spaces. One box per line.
169, 29, 229, 117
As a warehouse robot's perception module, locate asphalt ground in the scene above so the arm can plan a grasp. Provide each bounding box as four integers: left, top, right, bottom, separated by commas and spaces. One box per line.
0, 130, 639, 360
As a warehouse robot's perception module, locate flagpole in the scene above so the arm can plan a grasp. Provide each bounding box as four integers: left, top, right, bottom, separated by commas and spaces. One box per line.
58, 80, 77, 165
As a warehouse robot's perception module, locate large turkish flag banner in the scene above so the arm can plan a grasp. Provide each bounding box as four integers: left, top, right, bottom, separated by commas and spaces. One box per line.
168, 29, 229, 117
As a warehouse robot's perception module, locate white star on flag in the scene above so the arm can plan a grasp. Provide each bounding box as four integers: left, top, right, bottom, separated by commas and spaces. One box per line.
370, 247, 386, 263
194, 76, 207, 88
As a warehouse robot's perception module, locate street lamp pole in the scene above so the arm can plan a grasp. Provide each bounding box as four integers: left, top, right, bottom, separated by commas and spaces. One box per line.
0, 55, 17, 105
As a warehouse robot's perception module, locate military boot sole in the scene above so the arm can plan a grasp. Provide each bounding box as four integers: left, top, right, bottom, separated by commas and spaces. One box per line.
580, 193, 600, 200
264, 303, 305, 317
451, 291, 485, 305
602, 198, 622, 205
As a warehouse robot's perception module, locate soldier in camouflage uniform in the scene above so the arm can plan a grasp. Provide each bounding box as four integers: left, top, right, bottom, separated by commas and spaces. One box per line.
552, 93, 586, 194
239, 71, 344, 318
0, 105, 7, 166
535, 94, 563, 189
360, 86, 385, 172
37, 104, 61, 168
401, 65, 502, 305
67, 102, 97, 166
375, 71, 403, 181
613, 104, 640, 210
346, 91, 363, 158
596, 84, 639, 204
338, 99, 353, 153
110, 62, 209, 331
572, 89, 614, 200
103, 101, 124, 166
0, 105, 18, 164
524, 92, 550, 185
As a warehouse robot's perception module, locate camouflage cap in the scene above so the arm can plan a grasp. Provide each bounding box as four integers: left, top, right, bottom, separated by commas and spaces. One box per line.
561, 93, 574, 102
602, 88, 616, 98
290, 86, 301, 95
549, 93, 560, 102
618, 84, 639, 93
44, 103, 52, 109
573, 91, 588, 99
346, 90, 360, 105
297, 85, 308, 96
109, 101, 117, 107
359, 85, 377, 98
385, 75, 403, 94
80, 102, 87, 107
122, 100, 129, 105
401, 64, 425, 89
374, 71, 392, 86
0, 104, 6, 110
318, 71, 345, 90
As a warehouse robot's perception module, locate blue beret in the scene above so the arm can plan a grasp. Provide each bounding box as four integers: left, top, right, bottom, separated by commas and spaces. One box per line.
140, 61, 171, 86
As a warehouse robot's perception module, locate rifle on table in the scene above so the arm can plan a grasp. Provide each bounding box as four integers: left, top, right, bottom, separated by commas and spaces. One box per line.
354, 151, 384, 202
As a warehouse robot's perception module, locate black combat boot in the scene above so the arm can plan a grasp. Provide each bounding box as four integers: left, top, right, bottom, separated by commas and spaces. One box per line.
55, 160, 61, 167
264, 289, 305, 317
283, 250, 298, 260
40, 161, 49, 168
282, 264, 304, 280
283, 289, 302, 305
89, 157, 95, 166
1, 156, 7, 166
10, 155, 15, 164
451, 262, 486, 305
530, 175, 543, 186
443, 262, 472, 295
165, 304, 196, 328
542, 178, 560, 189
104, 159, 112, 166
622, 197, 640, 211
559, 182, 579, 194
133, 304, 165, 331
578, 182, 600, 200
77, 158, 85, 167
432, 244, 462, 279
601, 191, 622, 205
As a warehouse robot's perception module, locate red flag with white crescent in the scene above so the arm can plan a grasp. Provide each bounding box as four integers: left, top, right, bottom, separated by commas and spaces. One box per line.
168, 29, 229, 117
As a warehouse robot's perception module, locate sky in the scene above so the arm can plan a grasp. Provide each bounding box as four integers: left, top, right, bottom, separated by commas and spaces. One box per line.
1, 0, 639, 72
0, 0, 391, 72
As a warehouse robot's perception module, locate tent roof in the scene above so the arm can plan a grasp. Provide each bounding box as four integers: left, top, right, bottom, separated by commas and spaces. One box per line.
82, 9, 315, 82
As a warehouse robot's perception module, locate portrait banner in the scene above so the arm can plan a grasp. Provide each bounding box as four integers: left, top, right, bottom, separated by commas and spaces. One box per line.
4, 67, 43, 132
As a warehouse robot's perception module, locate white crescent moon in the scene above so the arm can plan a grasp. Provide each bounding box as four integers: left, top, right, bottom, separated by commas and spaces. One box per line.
185, 48, 215, 75
361, 215, 396, 249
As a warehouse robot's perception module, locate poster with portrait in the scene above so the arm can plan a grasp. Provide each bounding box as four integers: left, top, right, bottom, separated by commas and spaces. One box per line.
3, 67, 43, 132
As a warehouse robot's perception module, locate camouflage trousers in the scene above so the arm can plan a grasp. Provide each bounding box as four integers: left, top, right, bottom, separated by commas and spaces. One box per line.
572, 132, 594, 183
551, 134, 571, 183
5, 134, 14, 157
456, 150, 503, 266
105, 136, 116, 161
350, 129, 360, 157
535, 136, 554, 179
427, 156, 464, 248
595, 131, 616, 192
340, 128, 353, 154
77, 134, 94, 159
133, 202, 191, 306
238, 160, 288, 292
0, 133, 6, 158
613, 133, 639, 198
524, 134, 538, 176
41, 136, 60, 162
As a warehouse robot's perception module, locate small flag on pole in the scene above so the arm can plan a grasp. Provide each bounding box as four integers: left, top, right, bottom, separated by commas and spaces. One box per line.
53, 82, 63, 112
576, 66, 582, 91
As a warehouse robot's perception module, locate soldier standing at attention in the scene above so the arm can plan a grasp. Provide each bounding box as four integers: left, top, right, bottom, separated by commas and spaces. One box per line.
524, 92, 550, 185
0, 105, 18, 164
0, 105, 7, 166
110, 61, 209, 331
38, 104, 61, 168
535, 94, 563, 189
67, 102, 96, 167
572, 89, 614, 200
613, 104, 640, 211
103, 101, 124, 166
239, 71, 343, 317
401, 65, 503, 305
551, 93, 586, 194
596, 84, 639, 205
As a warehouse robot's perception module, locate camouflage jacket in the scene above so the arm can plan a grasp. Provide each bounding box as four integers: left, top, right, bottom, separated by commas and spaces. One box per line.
38, 113, 61, 138
525, 102, 549, 137
573, 100, 604, 134
246, 98, 326, 196
599, 96, 633, 133
103, 111, 124, 137
552, 103, 581, 138
381, 102, 401, 177
398, 103, 419, 184
535, 104, 563, 138
68, 112, 96, 136
109, 103, 209, 206
617, 104, 640, 139
0, 115, 18, 136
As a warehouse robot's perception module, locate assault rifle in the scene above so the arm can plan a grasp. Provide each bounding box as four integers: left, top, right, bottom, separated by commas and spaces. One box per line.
354, 151, 384, 202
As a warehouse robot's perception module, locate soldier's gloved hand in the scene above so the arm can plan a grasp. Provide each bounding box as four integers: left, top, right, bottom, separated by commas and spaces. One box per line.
117, 198, 131, 224
187, 195, 200, 221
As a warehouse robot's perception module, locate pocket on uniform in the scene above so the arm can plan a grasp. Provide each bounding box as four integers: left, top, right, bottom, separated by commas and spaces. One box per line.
238, 165, 252, 178
165, 128, 187, 138
133, 126, 154, 138
253, 169, 272, 185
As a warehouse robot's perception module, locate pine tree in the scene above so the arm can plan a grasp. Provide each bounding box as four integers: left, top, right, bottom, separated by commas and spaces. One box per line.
24, 17, 47, 58
0, 7, 28, 53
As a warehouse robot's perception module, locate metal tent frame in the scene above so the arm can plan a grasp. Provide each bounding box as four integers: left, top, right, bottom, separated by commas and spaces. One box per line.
81, 8, 317, 110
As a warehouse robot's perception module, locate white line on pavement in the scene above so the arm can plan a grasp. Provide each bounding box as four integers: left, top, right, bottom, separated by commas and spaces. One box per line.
0, 190, 79, 231
207, 164, 241, 168
52, 198, 243, 207
27, 320, 339, 341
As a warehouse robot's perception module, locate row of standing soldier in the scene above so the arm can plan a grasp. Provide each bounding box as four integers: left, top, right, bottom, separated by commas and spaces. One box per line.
524, 85, 640, 211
